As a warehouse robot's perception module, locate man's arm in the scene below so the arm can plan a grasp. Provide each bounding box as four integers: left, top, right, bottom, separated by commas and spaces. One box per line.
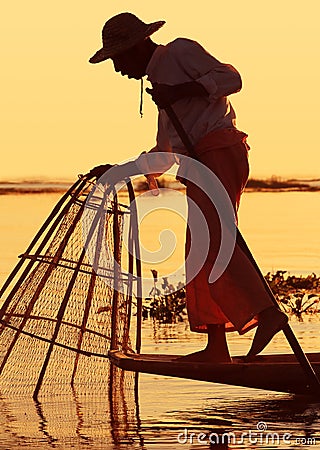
146, 38, 242, 108
146, 81, 208, 109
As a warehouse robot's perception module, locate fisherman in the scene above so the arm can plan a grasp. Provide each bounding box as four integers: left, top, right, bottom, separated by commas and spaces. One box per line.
89, 12, 288, 362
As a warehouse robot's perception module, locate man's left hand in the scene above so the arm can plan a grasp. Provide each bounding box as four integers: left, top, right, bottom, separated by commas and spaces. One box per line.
86, 164, 113, 179
146, 83, 179, 109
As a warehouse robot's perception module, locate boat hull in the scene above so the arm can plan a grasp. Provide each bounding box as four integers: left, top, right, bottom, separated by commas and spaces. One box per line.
109, 351, 320, 396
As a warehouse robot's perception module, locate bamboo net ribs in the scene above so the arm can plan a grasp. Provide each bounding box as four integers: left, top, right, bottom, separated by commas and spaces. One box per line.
0, 175, 140, 399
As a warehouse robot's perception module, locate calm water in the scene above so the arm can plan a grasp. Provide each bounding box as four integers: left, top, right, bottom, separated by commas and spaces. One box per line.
0, 190, 319, 449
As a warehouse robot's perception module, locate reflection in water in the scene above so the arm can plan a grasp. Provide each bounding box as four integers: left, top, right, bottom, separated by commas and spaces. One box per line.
0, 362, 142, 449
0, 318, 319, 448
178, 396, 320, 441
34, 399, 57, 447
1, 317, 319, 448
71, 387, 94, 446
108, 365, 140, 447
0, 361, 320, 448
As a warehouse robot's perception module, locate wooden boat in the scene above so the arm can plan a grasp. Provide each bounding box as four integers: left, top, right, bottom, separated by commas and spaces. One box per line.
109, 350, 320, 396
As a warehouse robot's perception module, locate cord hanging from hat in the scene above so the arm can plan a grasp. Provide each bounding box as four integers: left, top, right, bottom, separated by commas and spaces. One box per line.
139, 78, 144, 118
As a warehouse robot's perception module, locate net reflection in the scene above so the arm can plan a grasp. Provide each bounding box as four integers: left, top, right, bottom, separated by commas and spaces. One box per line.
34, 399, 57, 446
109, 366, 144, 447
0, 362, 143, 449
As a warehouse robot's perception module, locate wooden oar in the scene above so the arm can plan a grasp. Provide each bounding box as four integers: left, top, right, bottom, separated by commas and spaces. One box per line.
164, 104, 320, 394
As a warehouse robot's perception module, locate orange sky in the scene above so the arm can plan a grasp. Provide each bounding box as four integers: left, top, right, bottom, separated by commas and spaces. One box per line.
1, 1, 319, 180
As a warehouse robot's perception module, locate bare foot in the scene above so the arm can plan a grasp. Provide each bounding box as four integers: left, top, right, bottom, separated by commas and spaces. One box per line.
246, 306, 288, 357
177, 349, 232, 363
177, 324, 232, 363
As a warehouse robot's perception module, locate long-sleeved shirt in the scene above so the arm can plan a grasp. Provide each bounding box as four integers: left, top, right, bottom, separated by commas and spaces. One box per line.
136, 38, 242, 176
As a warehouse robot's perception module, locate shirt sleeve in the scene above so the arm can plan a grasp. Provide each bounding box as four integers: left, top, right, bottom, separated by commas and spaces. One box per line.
135, 148, 176, 178
171, 38, 242, 100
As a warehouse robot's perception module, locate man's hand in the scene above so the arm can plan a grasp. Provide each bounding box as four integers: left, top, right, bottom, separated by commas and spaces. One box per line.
86, 164, 113, 179
146, 83, 180, 109
86, 160, 142, 184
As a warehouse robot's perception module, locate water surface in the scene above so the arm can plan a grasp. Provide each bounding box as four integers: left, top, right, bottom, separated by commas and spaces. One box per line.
0, 190, 319, 449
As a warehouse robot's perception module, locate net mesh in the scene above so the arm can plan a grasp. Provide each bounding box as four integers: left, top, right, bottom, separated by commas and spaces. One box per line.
0, 176, 138, 399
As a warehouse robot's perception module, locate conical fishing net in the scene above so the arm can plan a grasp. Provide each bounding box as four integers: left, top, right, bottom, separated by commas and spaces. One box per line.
0, 174, 141, 400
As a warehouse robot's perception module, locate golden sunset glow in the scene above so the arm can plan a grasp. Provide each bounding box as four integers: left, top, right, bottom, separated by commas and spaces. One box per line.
1, 1, 319, 180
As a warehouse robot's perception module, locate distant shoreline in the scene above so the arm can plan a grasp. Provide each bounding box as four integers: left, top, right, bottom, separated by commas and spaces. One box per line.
0, 177, 319, 195
0, 182, 72, 195
245, 177, 320, 192
136, 176, 320, 193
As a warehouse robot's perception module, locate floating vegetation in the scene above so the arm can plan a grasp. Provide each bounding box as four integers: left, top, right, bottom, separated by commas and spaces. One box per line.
143, 270, 320, 323
265, 271, 320, 318
143, 270, 187, 323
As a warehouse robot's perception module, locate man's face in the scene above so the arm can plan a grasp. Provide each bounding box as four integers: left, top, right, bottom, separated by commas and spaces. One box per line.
111, 42, 147, 80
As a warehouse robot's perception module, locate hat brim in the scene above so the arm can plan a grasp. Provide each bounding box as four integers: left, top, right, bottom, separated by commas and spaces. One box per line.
89, 20, 165, 64
89, 48, 110, 64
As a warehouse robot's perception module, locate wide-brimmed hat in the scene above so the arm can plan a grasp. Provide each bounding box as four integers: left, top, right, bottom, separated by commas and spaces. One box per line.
89, 12, 165, 64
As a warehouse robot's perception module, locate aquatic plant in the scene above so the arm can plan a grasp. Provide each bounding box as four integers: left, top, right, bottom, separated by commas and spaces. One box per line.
143, 270, 320, 323
142, 270, 186, 323
265, 271, 320, 317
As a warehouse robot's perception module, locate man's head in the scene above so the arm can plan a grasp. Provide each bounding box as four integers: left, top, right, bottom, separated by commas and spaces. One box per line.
89, 12, 165, 79
111, 38, 157, 79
